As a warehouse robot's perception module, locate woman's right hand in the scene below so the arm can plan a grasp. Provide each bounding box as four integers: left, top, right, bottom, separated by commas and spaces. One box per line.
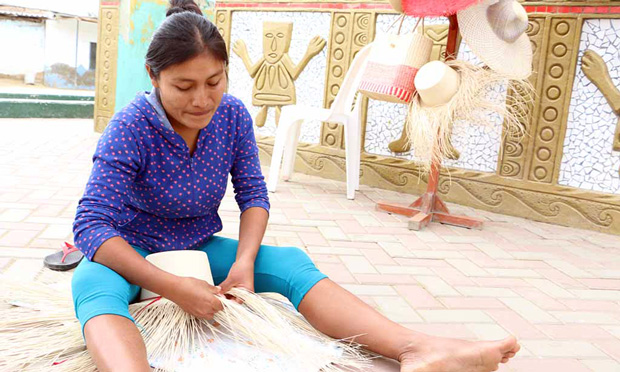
166, 276, 224, 319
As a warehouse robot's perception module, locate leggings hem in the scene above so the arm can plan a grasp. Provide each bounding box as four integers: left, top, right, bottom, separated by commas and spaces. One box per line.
79, 308, 135, 337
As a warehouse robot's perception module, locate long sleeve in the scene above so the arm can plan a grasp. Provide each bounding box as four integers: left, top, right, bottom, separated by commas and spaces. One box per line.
230, 105, 270, 214
73, 121, 142, 260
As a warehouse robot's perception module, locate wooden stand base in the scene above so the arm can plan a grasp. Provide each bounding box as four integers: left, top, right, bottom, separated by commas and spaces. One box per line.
376, 192, 483, 231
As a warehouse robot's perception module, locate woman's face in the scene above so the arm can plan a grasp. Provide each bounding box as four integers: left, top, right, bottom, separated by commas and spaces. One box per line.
149, 51, 227, 131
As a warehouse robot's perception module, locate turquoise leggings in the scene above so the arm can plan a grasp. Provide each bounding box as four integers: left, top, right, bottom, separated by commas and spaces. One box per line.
71, 236, 327, 332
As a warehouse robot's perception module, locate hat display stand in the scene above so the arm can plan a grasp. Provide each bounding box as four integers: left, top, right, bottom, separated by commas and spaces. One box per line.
375, 14, 484, 231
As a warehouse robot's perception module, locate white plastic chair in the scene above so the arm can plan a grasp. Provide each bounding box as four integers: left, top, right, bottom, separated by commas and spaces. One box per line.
267, 43, 372, 200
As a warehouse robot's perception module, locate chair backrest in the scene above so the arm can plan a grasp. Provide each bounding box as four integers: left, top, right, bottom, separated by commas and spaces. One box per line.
329, 43, 373, 116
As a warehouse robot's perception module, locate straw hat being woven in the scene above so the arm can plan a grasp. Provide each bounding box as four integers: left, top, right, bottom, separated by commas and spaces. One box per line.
457, 0, 533, 79
140, 250, 214, 300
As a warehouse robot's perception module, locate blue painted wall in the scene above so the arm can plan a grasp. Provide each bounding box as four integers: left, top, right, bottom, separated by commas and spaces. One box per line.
114, 0, 215, 111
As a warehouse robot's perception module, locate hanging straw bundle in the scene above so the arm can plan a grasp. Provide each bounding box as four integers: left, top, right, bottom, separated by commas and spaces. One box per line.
0, 265, 371, 371
405, 59, 534, 172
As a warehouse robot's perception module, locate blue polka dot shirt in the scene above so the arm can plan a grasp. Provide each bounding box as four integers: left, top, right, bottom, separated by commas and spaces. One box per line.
73, 92, 270, 260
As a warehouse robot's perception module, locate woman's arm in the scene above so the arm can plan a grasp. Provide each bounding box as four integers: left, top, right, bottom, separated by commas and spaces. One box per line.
235, 207, 269, 264
218, 207, 268, 296
73, 120, 143, 260
220, 104, 271, 295
229, 103, 270, 236
93, 237, 176, 296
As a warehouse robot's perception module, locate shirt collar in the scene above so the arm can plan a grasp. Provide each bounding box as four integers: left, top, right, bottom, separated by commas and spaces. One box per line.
145, 87, 174, 131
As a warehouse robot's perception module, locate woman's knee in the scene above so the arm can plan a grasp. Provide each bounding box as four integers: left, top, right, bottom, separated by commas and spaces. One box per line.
254, 245, 327, 308
256, 246, 315, 277
72, 260, 132, 300
72, 259, 139, 330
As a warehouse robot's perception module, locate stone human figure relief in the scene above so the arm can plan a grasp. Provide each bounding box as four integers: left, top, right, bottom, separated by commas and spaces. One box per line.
232, 21, 326, 127
581, 49, 620, 174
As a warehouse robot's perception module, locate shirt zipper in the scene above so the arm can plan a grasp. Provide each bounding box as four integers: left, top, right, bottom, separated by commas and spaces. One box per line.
189, 155, 196, 206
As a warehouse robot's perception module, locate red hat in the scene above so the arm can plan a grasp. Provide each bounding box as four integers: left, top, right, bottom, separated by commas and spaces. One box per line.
396, 0, 482, 16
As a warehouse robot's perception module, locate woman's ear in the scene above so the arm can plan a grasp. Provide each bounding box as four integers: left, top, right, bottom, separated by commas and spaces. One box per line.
145, 64, 159, 88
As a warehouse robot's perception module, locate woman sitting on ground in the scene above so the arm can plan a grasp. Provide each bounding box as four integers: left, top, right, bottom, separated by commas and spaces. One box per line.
70, 1, 520, 371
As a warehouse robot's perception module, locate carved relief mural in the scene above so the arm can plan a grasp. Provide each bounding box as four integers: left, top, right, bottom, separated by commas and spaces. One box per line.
321, 12, 374, 149
528, 18, 579, 184
228, 11, 331, 143
215, 9, 232, 48
582, 49, 620, 171
94, 4, 120, 133
498, 16, 545, 179
233, 22, 326, 127
559, 19, 620, 193
97, 1, 620, 235
436, 175, 619, 231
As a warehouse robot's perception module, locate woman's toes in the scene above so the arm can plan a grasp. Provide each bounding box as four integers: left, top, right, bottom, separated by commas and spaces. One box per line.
499, 336, 518, 353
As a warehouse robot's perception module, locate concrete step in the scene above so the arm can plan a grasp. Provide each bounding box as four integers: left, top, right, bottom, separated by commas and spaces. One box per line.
0, 98, 94, 118
0, 92, 94, 101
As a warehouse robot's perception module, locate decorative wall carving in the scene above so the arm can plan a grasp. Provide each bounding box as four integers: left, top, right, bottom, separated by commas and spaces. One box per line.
498, 16, 545, 179
94, 4, 120, 133
528, 17, 579, 184
581, 49, 620, 159
232, 22, 326, 127
559, 19, 620, 193
424, 24, 451, 62
321, 12, 374, 149
215, 9, 232, 48
98, 0, 620, 235
438, 177, 618, 230
256, 141, 620, 235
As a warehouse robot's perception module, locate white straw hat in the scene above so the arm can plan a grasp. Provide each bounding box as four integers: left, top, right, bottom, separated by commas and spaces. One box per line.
140, 250, 214, 300
457, 0, 533, 79
415, 61, 460, 107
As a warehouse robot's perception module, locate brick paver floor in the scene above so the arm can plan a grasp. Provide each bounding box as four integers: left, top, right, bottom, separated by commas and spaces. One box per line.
1, 119, 619, 371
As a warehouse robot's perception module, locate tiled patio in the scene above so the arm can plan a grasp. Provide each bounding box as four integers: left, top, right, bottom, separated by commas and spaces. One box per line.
1, 118, 619, 372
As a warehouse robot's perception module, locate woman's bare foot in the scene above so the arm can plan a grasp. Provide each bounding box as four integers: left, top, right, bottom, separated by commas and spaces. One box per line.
399, 334, 520, 372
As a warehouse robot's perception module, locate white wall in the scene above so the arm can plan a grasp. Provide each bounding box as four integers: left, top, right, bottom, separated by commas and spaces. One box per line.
44, 18, 78, 68
44, 18, 97, 71
0, 19, 45, 75
77, 20, 97, 70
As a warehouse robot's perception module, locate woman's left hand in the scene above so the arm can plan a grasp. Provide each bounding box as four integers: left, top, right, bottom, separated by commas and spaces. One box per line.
219, 259, 255, 304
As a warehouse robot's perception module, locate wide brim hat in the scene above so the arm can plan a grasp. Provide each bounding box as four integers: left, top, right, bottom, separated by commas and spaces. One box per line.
457, 0, 533, 79
399, 0, 482, 17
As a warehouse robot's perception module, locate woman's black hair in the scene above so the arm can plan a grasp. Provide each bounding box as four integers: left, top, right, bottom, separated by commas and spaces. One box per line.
146, 0, 228, 78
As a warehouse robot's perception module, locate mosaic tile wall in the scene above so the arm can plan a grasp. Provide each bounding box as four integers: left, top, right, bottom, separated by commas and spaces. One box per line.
228, 11, 331, 144
363, 14, 505, 173
559, 19, 620, 194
